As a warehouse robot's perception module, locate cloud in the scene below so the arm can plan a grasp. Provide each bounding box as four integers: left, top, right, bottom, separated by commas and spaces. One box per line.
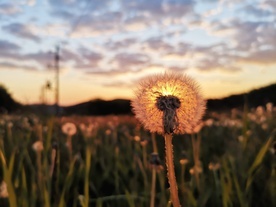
122, 0, 195, 19
111, 52, 151, 68
239, 48, 276, 64
162, 0, 195, 17
50, 0, 197, 38
123, 15, 149, 32
0, 43, 81, 71
0, 40, 22, 61
0, 40, 21, 52
167, 65, 188, 72
242, 4, 273, 17
196, 57, 242, 73
102, 80, 133, 88
0, 0, 275, 83
24, 48, 81, 68
50, 9, 76, 21
24, 51, 53, 66
69, 11, 122, 37
104, 37, 137, 50
0, 3, 21, 15
0, 61, 37, 71
2, 23, 41, 43
48, 0, 111, 12
144, 36, 174, 52
86, 68, 128, 76
261, 0, 276, 12
61, 48, 82, 63
74, 47, 103, 69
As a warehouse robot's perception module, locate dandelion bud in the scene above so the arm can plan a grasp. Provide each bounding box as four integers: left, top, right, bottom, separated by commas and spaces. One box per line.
149, 152, 164, 171
179, 150, 189, 165
189, 164, 203, 175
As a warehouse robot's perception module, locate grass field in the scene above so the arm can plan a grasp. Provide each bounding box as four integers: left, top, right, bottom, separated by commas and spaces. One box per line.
0, 104, 275, 207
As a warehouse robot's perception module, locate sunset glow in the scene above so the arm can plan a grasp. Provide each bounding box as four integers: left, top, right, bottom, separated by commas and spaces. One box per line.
0, 0, 275, 106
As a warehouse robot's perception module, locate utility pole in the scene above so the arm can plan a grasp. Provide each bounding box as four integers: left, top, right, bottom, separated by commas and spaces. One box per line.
55, 45, 60, 116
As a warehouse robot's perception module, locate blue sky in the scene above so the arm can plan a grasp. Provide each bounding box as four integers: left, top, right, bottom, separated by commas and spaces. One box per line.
0, 0, 275, 105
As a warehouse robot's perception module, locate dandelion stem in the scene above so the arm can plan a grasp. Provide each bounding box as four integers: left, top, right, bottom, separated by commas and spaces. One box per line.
84, 147, 91, 207
66, 135, 72, 160
191, 134, 200, 191
180, 164, 186, 198
164, 133, 181, 207
150, 168, 157, 207
36, 151, 43, 204
50, 148, 56, 178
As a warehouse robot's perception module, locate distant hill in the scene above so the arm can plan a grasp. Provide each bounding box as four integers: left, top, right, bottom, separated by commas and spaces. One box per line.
62, 83, 276, 115
207, 83, 276, 111
1, 82, 275, 115
63, 99, 131, 115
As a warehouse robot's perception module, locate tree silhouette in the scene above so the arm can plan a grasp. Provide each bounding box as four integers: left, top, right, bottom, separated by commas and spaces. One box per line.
0, 84, 21, 113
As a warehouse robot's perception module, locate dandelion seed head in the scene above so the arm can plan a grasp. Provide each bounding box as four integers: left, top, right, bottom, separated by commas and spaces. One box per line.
62, 122, 77, 136
131, 72, 206, 134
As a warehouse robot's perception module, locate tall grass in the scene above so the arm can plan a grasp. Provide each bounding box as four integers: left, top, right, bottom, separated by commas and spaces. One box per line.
0, 106, 275, 207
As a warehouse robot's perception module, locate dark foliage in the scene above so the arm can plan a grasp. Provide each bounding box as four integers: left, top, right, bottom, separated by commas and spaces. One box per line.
63, 99, 132, 116
3, 82, 276, 115
0, 84, 21, 113
207, 83, 276, 111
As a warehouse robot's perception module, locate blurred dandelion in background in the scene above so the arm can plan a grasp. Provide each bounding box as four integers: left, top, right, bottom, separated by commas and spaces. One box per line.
0, 181, 8, 198
32, 140, 44, 152
208, 162, 221, 171
62, 122, 77, 136
62, 122, 77, 160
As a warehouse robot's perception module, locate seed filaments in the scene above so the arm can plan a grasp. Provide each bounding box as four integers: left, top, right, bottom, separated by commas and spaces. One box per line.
156, 95, 181, 134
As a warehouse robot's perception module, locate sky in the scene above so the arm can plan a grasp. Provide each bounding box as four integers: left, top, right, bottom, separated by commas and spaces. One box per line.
0, 0, 275, 106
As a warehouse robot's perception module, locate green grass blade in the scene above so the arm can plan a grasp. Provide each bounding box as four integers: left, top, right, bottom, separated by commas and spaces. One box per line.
246, 130, 275, 191
0, 150, 17, 207
125, 190, 136, 207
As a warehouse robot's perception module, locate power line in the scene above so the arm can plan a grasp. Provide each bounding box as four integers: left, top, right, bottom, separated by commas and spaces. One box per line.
54, 45, 60, 116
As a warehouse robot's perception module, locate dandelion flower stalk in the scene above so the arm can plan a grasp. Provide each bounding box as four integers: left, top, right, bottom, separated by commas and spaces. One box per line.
62, 122, 77, 160
50, 146, 57, 178
191, 133, 201, 191
150, 134, 158, 207
165, 133, 181, 206
149, 152, 163, 207
150, 167, 157, 207
132, 72, 205, 207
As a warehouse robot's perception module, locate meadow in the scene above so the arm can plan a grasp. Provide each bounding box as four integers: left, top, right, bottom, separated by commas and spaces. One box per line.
0, 104, 275, 207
